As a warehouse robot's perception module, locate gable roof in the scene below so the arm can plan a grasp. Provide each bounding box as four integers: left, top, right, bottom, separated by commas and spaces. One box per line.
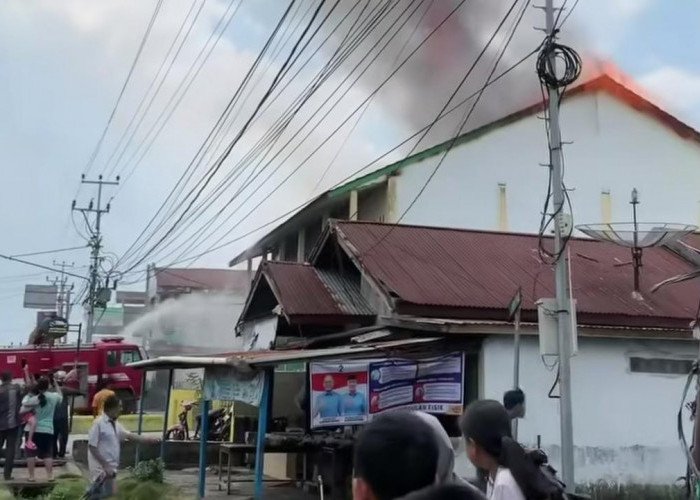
239, 261, 374, 325
229, 73, 700, 267
319, 220, 698, 330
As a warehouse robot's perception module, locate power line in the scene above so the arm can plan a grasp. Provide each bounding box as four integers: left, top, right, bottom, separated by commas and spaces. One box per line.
155, 0, 471, 265
103, 0, 208, 180
117, 48, 540, 280
81, 0, 164, 177
113, 0, 299, 270
113, 0, 245, 192
115, 0, 389, 268
9, 245, 87, 259
362, 0, 531, 255
142, 0, 415, 264
0, 254, 89, 281
117, 0, 329, 274
124, 0, 447, 268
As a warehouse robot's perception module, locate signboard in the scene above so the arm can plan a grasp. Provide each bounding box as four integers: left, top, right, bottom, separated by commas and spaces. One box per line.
310, 353, 465, 429
203, 366, 265, 406
94, 307, 124, 328
23, 285, 57, 309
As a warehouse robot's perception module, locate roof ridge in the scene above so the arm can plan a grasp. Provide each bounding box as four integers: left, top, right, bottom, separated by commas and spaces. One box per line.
335, 219, 612, 243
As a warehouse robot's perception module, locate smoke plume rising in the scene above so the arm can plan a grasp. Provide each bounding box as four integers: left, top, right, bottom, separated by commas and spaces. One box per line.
120, 292, 245, 355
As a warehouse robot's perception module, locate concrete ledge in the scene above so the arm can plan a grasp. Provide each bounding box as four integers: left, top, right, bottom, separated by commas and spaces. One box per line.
71, 413, 164, 434
72, 439, 231, 469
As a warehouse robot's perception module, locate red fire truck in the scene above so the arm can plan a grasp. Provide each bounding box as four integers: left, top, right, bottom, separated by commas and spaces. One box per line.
0, 337, 146, 414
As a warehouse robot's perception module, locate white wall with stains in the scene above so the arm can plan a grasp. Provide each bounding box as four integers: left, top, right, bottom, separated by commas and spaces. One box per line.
391, 91, 700, 232
467, 335, 697, 484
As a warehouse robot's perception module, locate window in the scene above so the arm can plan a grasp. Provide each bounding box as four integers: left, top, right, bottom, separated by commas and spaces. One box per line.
629, 357, 693, 375
106, 351, 118, 367
120, 350, 142, 365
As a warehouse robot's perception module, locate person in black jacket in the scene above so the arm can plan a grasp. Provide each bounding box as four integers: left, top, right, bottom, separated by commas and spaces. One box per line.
352, 411, 487, 500
0, 371, 21, 480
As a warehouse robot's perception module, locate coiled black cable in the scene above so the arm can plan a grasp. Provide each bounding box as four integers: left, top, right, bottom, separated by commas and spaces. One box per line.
536, 32, 581, 89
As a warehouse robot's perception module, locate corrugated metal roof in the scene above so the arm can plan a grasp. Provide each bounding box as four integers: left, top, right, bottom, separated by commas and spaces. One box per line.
262, 261, 373, 318
128, 337, 438, 371
155, 268, 249, 293
316, 268, 374, 317
333, 220, 700, 326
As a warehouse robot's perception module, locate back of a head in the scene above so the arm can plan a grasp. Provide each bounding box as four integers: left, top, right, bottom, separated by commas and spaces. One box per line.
503, 389, 525, 411
36, 377, 50, 393
103, 395, 120, 414
354, 412, 439, 500
1, 371, 12, 384
459, 400, 511, 458
399, 483, 487, 500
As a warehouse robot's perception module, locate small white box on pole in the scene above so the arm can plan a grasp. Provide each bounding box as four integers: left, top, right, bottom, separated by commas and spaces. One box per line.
536, 298, 578, 356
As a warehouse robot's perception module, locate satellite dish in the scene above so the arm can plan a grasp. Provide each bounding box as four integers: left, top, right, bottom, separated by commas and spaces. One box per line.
577, 188, 697, 297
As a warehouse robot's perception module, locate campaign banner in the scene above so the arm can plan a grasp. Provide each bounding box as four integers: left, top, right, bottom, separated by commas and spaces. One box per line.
203, 366, 265, 406
368, 353, 464, 416
309, 353, 465, 429
310, 361, 369, 428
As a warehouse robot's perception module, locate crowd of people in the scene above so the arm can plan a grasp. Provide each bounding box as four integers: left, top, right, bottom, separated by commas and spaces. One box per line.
0, 363, 135, 484
0, 364, 67, 482
352, 398, 565, 500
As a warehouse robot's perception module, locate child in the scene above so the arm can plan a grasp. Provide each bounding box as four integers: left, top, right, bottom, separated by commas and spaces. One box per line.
460, 400, 526, 500
20, 385, 40, 451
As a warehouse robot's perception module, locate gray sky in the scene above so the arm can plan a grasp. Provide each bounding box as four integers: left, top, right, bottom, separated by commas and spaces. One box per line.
1, 0, 699, 344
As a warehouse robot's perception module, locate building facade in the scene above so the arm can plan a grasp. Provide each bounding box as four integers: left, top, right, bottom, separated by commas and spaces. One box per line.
239, 220, 700, 485
230, 73, 700, 269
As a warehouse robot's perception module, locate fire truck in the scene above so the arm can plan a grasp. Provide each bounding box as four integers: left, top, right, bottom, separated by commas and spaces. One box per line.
0, 332, 146, 414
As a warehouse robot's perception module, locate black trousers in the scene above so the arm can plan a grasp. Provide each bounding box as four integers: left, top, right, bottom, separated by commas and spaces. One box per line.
53, 418, 69, 458
0, 426, 19, 480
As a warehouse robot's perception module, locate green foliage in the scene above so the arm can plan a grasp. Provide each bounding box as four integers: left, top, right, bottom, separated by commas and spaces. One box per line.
129, 458, 165, 483
576, 482, 685, 500
46, 478, 87, 500
116, 477, 172, 500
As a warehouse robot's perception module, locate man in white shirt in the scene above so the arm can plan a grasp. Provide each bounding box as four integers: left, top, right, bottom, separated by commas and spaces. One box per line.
87, 395, 158, 498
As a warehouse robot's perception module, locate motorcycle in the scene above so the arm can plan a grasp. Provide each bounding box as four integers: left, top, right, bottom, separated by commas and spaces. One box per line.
165, 400, 197, 441
194, 405, 232, 441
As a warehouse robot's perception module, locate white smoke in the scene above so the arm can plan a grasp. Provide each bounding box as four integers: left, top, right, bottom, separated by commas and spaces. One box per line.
120, 291, 246, 355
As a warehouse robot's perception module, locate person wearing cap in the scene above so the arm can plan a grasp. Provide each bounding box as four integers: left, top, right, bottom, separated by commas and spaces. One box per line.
53, 370, 70, 458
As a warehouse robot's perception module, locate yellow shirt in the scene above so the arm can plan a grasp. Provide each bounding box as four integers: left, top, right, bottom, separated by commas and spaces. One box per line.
92, 389, 116, 417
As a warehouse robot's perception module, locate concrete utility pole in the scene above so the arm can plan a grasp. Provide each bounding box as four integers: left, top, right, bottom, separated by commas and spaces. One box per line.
544, 0, 575, 488
48, 260, 74, 318
72, 174, 119, 342
48, 261, 74, 343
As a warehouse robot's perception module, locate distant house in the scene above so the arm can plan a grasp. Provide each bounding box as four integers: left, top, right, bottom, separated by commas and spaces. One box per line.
230, 70, 700, 269
132, 266, 251, 356
146, 266, 250, 304
240, 219, 700, 484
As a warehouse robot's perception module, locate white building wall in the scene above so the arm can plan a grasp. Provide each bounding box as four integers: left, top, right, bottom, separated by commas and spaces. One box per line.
459, 335, 697, 485
392, 92, 700, 231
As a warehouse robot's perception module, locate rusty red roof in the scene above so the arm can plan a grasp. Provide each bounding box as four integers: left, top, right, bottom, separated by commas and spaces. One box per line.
154, 268, 250, 293
260, 261, 373, 319
330, 221, 699, 329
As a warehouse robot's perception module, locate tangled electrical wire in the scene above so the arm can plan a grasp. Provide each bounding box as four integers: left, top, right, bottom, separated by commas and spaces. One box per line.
535, 32, 581, 264
536, 31, 582, 89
